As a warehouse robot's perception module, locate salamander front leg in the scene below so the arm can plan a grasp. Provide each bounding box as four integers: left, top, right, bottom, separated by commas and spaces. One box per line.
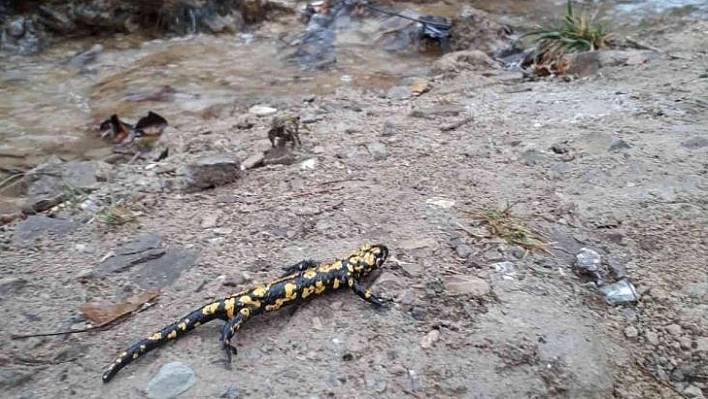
280, 259, 320, 277
220, 313, 248, 364
350, 279, 393, 307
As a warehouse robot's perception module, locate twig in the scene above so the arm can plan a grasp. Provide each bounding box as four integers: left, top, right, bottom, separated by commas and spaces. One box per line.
440, 116, 474, 132
11, 302, 156, 340
634, 358, 689, 399
290, 186, 345, 199
0, 173, 25, 193
625, 36, 663, 53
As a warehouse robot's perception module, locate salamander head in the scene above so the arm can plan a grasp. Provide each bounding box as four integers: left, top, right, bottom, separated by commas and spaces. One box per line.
351, 244, 389, 276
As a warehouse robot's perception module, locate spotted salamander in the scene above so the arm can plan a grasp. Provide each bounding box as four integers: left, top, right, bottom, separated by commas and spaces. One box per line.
102, 243, 391, 383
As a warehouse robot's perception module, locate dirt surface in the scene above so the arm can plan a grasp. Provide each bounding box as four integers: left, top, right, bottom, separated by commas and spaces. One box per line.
1, 10, 707, 399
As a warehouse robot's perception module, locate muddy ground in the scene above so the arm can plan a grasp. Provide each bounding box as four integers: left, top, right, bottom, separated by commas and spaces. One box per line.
1, 8, 707, 399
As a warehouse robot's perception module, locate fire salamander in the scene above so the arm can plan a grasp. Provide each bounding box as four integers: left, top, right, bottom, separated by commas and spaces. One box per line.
102, 243, 391, 383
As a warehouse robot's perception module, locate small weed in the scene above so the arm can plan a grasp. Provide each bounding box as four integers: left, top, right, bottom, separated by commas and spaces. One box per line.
98, 202, 135, 227
523, 0, 617, 75
468, 202, 551, 254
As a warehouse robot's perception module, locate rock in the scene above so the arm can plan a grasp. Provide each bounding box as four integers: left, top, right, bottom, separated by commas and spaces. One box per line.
679, 337, 692, 350
520, 149, 548, 166
146, 362, 196, 399
364, 373, 387, 393
366, 142, 388, 161
665, 324, 682, 336
213, 228, 233, 235
263, 146, 296, 166
13, 215, 77, 247
7, 17, 25, 38
220, 386, 242, 399
386, 85, 410, 100
409, 105, 466, 119
174, 153, 242, 193
681, 136, 708, 149
576, 132, 616, 153
411, 306, 426, 321
645, 331, 660, 346
134, 246, 199, 289
609, 138, 631, 151
444, 275, 490, 297
420, 329, 440, 349
575, 248, 602, 273
450, 237, 473, 258
200, 214, 220, 229
0, 368, 31, 388
449, 6, 512, 56
240, 153, 264, 170
432, 50, 500, 76
68, 44, 103, 69
400, 263, 422, 277
23, 159, 110, 212
624, 326, 639, 339
248, 105, 277, 117
551, 142, 571, 154
0, 277, 27, 298
684, 385, 705, 399
95, 233, 165, 275
409, 79, 431, 96
567, 50, 658, 76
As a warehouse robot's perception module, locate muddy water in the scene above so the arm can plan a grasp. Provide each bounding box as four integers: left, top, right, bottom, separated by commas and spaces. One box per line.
0, 0, 705, 191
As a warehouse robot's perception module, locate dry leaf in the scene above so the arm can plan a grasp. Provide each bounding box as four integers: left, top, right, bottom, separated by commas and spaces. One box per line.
80, 288, 161, 326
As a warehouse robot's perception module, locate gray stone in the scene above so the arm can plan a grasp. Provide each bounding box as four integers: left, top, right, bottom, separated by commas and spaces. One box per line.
400, 263, 422, 277
609, 138, 631, 151
575, 248, 602, 272
365, 372, 387, 393
0, 369, 31, 388
146, 362, 196, 399
13, 215, 77, 246
567, 50, 658, 76
386, 85, 410, 100
134, 246, 199, 289
551, 142, 571, 154
175, 154, 242, 193
0, 277, 27, 297
220, 386, 242, 399
96, 233, 165, 276
432, 50, 499, 76
520, 149, 547, 166
248, 105, 277, 117
240, 153, 264, 170
262, 146, 296, 166
577, 132, 614, 153
645, 331, 660, 346
683, 385, 705, 399
366, 142, 388, 161
409, 105, 466, 119
411, 306, 426, 321
7, 17, 25, 38
444, 274, 490, 297
665, 324, 682, 336
681, 136, 708, 149
624, 326, 639, 339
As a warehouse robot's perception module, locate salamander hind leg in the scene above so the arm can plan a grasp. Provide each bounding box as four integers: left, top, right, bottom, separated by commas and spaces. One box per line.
350, 279, 394, 307
219, 310, 252, 363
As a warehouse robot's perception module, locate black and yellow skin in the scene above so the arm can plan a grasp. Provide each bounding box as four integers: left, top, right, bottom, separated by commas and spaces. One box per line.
102, 244, 391, 383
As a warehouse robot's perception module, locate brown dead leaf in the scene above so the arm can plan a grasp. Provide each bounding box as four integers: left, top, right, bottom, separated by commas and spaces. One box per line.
410, 79, 432, 96
80, 288, 161, 326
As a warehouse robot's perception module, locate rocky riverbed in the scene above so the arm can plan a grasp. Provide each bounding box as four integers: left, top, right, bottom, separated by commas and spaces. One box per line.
1, 1, 707, 398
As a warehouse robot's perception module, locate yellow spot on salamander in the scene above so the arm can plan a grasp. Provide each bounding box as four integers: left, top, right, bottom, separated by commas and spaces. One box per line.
240, 308, 251, 317
167, 330, 177, 340
314, 280, 326, 294
140, 345, 146, 351
148, 333, 162, 341
301, 286, 316, 298
303, 269, 317, 279
194, 322, 201, 327
239, 295, 262, 308
133, 353, 139, 360
320, 260, 342, 273
333, 279, 340, 289
202, 301, 220, 315
284, 283, 298, 298
224, 297, 236, 318
347, 263, 354, 273
251, 285, 268, 298
365, 290, 372, 299
177, 322, 187, 331
348, 279, 354, 287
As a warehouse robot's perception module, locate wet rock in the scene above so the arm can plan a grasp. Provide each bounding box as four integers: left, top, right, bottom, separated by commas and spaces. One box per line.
286, 26, 337, 70
681, 136, 708, 149
0, 368, 31, 388
432, 50, 500, 76
220, 386, 242, 398
683, 385, 705, 399
68, 43, 103, 69
366, 142, 388, 161
444, 275, 490, 297
174, 153, 242, 193
248, 105, 277, 117
449, 6, 512, 56
0, 277, 27, 297
146, 362, 196, 399
13, 215, 77, 247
